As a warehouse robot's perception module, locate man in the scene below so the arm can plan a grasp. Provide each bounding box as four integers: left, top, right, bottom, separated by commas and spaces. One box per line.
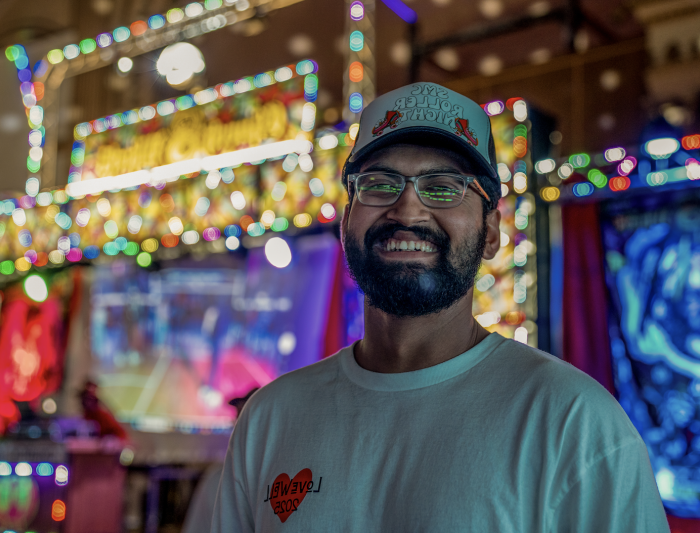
212, 83, 669, 531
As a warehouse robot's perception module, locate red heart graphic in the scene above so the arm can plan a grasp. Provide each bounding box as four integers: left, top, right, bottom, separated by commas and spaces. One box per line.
269, 468, 313, 523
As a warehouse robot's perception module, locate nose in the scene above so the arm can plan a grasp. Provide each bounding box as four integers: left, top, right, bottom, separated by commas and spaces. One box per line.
385, 181, 431, 226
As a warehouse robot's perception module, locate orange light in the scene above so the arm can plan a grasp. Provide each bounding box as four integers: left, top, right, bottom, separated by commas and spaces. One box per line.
239, 215, 254, 231
349, 62, 363, 82
505, 311, 525, 325
34, 252, 48, 267
130, 20, 148, 36
682, 134, 700, 150
161, 234, 179, 248
159, 194, 175, 212
52, 499, 66, 521
34, 82, 44, 101
513, 137, 527, 157
609, 176, 631, 192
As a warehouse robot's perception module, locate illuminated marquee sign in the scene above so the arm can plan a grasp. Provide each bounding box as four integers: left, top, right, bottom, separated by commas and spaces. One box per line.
68, 62, 318, 197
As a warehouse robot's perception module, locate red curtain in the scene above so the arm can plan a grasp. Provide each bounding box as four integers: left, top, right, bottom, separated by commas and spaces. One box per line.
561, 201, 615, 393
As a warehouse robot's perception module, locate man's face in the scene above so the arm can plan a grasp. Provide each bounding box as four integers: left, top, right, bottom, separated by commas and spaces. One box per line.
342, 143, 500, 318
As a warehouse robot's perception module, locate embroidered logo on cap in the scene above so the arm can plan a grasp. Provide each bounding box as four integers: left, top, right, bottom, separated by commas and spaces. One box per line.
454, 118, 478, 146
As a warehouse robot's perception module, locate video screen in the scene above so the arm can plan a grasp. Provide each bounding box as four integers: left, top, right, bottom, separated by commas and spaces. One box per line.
91, 234, 339, 433
602, 194, 700, 516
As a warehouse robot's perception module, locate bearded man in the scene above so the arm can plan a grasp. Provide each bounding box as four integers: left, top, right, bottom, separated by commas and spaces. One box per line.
212, 83, 668, 532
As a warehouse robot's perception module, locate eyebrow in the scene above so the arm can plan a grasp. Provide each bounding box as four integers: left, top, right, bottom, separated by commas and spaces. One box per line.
361, 164, 472, 175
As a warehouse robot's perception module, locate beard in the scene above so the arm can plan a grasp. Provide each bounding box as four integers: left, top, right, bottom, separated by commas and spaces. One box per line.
344, 219, 487, 318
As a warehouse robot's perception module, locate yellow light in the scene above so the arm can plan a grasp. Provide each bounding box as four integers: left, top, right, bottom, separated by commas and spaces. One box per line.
141, 238, 159, 253
348, 123, 360, 141
293, 213, 312, 228
540, 186, 560, 202
15, 257, 31, 272
168, 217, 184, 235
261, 210, 276, 228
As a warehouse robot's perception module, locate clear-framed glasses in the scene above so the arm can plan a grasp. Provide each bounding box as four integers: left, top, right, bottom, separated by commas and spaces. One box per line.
347, 172, 489, 209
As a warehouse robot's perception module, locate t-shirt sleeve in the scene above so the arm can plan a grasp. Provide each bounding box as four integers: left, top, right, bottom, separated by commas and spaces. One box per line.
211, 421, 255, 533
548, 438, 670, 533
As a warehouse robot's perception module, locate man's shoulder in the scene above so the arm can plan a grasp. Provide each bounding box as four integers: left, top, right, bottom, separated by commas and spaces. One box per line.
491, 336, 638, 438
242, 347, 347, 413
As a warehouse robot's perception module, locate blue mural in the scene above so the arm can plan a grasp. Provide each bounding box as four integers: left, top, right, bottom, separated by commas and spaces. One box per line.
602, 192, 700, 517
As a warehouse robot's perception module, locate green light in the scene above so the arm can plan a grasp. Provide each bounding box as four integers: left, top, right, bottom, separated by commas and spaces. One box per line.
79, 38, 97, 54
569, 153, 590, 168
24, 274, 48, 302
205, 0, 223, 8
0, 260, 15, 275
47, 49, 64, 64
27, 157, 40, 173
271, 218, 289, 232
513, 124, 528, 138
587, 169, 608, 188
124, 242, 139, 255
5, 45, 19, 61
136, 252, 152, 267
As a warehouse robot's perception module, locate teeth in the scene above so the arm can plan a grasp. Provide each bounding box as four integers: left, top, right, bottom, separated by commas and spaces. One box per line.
382, 239, 437, 252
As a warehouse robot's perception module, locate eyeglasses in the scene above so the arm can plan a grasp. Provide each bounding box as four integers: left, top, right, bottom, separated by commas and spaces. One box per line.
347, 172, 490, 209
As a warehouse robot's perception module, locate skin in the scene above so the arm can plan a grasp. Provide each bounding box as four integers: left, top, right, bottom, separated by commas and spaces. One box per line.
341, 144, 502, 373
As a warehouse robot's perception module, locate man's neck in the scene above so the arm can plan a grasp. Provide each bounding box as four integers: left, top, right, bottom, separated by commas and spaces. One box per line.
354, 290, 489, 373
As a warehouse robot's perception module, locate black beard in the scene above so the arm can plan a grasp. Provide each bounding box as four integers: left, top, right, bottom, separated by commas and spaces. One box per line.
344, 220, 487, 318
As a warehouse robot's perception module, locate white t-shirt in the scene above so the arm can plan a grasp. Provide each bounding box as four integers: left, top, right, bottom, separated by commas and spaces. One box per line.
212, 333, 669, 532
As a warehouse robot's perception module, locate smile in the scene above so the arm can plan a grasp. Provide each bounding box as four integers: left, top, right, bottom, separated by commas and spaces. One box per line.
380, 238, 437, 253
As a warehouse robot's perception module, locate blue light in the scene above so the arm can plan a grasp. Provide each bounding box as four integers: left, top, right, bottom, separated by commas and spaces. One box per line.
572, 182, 593, 197
37, 463, 54, 476
380, 0, 417, 23
148, 14, 166, 29
83, 245, 100, 259
349, 31, 364, 52
349, 92, 363, 113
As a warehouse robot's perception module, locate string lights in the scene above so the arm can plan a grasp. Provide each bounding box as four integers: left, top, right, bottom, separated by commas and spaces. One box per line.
344, 0, 376, 134
4, 0, 307, 191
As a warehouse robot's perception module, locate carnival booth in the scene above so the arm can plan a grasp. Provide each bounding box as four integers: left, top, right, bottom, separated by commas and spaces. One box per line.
534, 128, 700, 529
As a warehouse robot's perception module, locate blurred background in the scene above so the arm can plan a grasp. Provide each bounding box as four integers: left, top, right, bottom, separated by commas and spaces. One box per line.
0, 0, 699, 531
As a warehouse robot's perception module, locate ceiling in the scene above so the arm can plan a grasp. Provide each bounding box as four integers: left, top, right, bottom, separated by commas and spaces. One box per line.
0, 0, 645, 193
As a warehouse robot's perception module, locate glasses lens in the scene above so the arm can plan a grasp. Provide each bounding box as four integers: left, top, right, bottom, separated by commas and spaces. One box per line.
417, 175, 467, 207
356, 174, 404, 206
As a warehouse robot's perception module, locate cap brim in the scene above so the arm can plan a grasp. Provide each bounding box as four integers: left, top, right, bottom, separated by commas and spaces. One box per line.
347, 126, 497, 180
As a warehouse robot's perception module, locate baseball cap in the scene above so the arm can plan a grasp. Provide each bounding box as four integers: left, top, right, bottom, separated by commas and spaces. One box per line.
344, 82, 498, 184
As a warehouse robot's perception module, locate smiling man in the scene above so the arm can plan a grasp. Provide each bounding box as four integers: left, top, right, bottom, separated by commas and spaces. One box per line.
212, 83, 669, 532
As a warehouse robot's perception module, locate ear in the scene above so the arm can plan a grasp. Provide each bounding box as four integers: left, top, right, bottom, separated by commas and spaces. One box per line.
339, 203, 350, 253
482, 208, 501, 260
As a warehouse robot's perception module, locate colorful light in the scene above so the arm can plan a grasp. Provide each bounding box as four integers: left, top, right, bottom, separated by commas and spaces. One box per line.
484, 100, 505, 116
609, 176, 631, 192
349, 31, 364, 52
569, 153, 590, 168
645, 137, 680, 159
572, 182, 594, 197
52, 499, 66, 521
682, 134, 700, 150
350, 1, 365, 20
265, 237, 292, 268
534, 159, 555, 174
113, 26, 130, 42
349, 92, 363, 113
604, 147, 626, 162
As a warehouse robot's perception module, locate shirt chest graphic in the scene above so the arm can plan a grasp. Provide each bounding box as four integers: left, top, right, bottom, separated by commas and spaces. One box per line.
263, 468, 323, 523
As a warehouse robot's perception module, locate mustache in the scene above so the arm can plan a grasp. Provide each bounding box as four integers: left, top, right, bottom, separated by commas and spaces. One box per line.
363, 223, 450, 251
